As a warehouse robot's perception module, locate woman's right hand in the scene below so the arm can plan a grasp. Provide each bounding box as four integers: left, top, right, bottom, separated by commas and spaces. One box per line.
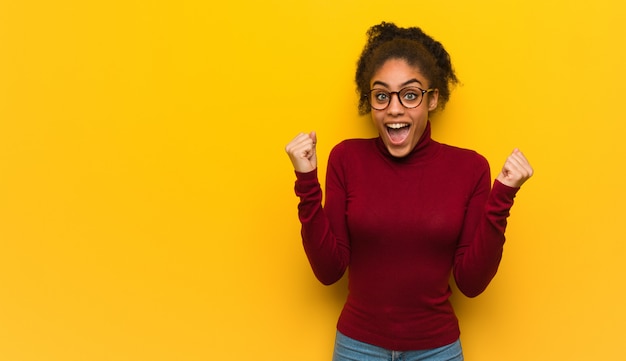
285, 131, 317, 173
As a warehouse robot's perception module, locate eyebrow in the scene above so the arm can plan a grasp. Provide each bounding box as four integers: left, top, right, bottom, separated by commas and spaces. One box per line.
371, 78, 423, 88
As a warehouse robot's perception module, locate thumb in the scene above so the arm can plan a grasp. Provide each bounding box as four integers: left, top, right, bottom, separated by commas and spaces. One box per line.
308, 131, 318, 170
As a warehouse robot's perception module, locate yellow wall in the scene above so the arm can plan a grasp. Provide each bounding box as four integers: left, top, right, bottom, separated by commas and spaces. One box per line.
1, 1, 625, 360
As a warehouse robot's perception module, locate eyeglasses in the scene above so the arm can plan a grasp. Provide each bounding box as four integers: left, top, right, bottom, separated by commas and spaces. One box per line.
365, 87, 435, 110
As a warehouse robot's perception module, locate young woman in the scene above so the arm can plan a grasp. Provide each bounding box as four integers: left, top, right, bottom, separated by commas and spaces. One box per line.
285, 22, 533, 361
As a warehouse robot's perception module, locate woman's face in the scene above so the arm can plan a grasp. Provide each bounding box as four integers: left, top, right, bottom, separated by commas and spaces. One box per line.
369, 58, 439, 158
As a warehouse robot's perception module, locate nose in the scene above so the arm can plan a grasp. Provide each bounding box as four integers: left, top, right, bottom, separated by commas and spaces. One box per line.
387, 93, 405, 115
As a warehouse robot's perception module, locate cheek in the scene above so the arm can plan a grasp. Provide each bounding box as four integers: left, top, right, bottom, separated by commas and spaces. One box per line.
370, 112, 384, 126
411, 108, 430, 121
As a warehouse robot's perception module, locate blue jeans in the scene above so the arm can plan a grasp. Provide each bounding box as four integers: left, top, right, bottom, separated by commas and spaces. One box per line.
332, 331, 463, 361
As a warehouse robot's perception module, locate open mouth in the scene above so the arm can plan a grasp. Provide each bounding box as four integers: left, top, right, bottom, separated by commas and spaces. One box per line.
386, 123, 410, 144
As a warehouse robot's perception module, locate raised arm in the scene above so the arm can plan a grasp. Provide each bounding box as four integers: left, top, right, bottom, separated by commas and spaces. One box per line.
286, 133, 350, 285
454, 149, 533, 297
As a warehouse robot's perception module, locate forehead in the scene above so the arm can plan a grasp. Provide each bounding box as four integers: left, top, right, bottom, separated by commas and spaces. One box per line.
370, 58, 427, 87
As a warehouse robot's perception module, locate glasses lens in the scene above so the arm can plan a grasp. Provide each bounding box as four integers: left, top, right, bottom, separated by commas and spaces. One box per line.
369, 89, 390, 110
399, 88, 422, 108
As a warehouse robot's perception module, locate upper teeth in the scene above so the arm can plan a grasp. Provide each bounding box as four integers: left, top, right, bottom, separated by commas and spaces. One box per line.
387, 123, 409, 129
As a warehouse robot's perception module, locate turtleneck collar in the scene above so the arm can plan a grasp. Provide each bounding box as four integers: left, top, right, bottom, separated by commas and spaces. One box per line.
375, 121, 441, 164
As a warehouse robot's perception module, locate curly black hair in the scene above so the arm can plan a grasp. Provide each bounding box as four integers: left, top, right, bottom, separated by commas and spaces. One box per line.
355, 22, 459, 115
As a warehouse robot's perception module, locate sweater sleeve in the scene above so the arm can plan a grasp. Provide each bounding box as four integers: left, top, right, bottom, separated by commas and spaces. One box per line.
453, 168, 519, 298
294, 157, 350, 285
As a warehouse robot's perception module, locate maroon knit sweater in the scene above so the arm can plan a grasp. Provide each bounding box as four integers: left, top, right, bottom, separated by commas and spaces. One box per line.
294, 122, 518, 351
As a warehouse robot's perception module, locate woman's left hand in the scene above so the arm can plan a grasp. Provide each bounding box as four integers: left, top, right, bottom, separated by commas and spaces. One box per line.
496, 149, 534, 188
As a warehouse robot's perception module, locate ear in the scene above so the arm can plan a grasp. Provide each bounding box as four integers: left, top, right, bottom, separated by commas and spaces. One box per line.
427, 89, 439, 111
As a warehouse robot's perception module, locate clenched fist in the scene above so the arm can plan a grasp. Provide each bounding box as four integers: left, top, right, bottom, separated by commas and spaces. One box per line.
285, 132, 317, 173
496, 149, 534, 188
